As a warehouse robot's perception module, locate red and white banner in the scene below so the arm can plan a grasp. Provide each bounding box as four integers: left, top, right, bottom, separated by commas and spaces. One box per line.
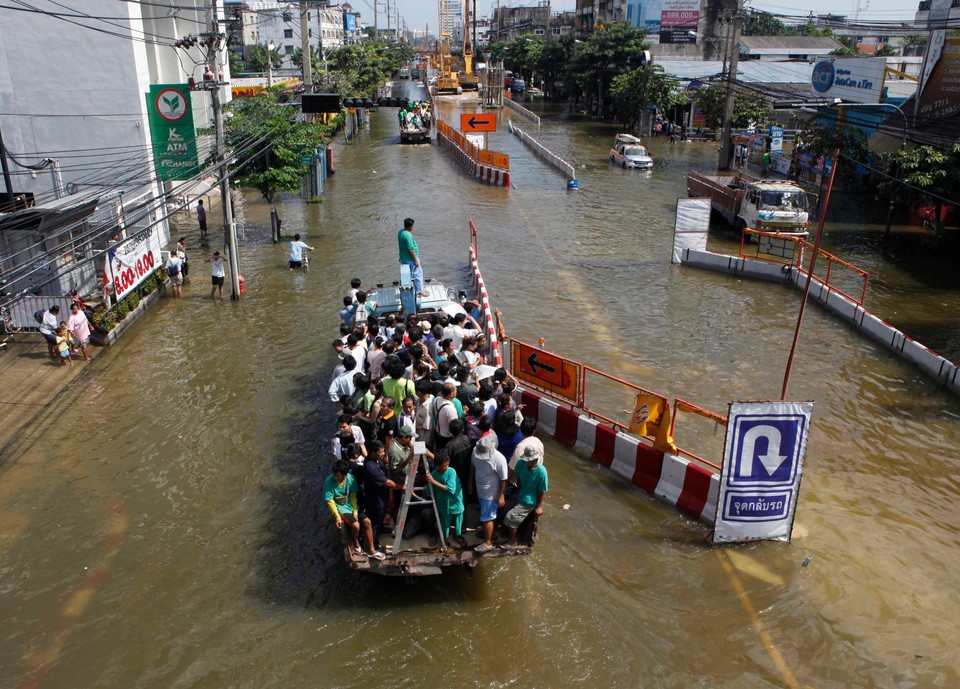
105, 227, 163, 301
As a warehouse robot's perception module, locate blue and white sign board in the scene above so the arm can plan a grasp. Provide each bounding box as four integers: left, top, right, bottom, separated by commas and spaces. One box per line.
714, 400, 814, 543
770, 125, 784, 155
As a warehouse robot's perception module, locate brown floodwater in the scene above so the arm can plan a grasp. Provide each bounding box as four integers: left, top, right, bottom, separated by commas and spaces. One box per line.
1, 81, 959, 689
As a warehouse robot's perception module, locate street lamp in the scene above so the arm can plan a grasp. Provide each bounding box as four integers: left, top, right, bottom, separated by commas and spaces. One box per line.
834, 102, 908, 235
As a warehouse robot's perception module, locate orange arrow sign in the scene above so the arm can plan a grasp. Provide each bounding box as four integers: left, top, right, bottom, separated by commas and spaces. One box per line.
460, 112, 497, 133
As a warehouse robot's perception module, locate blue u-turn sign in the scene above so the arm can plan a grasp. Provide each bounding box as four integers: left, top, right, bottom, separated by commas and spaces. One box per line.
715, 401, 814, 543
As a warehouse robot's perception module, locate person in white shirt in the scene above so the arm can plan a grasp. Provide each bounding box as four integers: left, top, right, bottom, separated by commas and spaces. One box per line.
205, 251, 227, 300
38, 305, 61, 360
329, 355, 358, 401
165, 252, 183, 300
347, 278, 362, 302
288, 233, 313, 270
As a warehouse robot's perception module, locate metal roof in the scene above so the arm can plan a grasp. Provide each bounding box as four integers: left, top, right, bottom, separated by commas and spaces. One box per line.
740, 36, 845, 53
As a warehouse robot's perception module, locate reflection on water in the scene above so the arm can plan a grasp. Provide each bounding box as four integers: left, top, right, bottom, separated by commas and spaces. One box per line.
1, 91, 959, 689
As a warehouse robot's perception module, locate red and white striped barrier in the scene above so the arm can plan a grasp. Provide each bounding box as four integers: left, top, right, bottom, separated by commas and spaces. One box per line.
475, 166, 510, 186
437, 129, 510, 188
469, 246, 502, 367
519, 388, 720, 524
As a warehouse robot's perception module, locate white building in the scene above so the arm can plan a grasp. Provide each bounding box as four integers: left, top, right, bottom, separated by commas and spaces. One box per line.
239, 2, 346, 70
0, 0, 230, 301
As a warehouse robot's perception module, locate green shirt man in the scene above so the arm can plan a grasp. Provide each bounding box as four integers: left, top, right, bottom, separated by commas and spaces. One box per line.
397, 217, 425, 295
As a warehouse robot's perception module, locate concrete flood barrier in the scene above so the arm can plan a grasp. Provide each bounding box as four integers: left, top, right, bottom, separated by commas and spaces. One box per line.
679, 247, 960, 395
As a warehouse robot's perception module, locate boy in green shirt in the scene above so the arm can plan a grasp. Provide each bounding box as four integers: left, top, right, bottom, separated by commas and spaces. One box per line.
323, 460, 384, 560
426, 452, 466, 547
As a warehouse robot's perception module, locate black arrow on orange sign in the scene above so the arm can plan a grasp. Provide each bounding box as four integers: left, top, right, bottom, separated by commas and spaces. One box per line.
468, 116, 481, 129
527, 352, 556, 375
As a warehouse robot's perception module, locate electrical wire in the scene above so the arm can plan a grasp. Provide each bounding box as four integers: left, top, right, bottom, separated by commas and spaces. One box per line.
0, 131, 273, 296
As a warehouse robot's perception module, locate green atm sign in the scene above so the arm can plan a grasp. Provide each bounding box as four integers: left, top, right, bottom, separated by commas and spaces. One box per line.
146, 84, 200, 182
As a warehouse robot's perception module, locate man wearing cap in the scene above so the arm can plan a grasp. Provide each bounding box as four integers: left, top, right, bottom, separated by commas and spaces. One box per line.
471, 433, 508, 554
502, 445, 548, 550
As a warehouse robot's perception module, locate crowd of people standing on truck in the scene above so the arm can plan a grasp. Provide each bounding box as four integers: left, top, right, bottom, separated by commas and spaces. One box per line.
322, 276, 548, 563
398, 101, 432, 132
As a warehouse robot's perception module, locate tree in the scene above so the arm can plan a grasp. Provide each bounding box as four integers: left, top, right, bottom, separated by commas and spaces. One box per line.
742, 10, 793, 36
882, 145, 960, 231
568, 23, 650, 116
529, 34, 575, 98
694, 84, 771, 129
291, 47, 322, 76
875, 44, 899, 57
799, 120, 870, 184
228, 50, 244, 76
609, 65, 682, 126
247, 43, 283, 72
225, 92, 334, 204
829, 36, 859, 56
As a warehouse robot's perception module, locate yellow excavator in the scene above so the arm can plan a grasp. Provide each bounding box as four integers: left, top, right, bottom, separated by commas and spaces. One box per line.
459, 0, 478, 91
436, 1, 462, 94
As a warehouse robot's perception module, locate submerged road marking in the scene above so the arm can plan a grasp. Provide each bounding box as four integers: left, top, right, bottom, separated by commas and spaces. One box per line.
725, 549, 786, 587
18, 501, 127, 689
510, 200, 655, 383
715, 549, 800, 689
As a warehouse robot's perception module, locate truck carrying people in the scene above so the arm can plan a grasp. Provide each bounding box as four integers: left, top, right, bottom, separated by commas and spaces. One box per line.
399, 101, 431, 144
323, 224, 543, 576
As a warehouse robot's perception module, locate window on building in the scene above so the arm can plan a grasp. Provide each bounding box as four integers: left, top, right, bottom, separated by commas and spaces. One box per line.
285, 45, 294, 54
309, 29, 313, 37
284, 29, 293, 39
552, 27, 561, 34
534, 28, 545, 35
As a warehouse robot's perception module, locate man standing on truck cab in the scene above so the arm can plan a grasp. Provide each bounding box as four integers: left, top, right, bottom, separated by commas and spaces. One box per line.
398, 217, 427, 296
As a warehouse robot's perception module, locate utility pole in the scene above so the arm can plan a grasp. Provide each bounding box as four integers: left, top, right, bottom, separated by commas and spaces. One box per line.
373, 0, 378, 37
718, 0, 743, 171
209, 4, 241, 300
386, 0, 391, 35
300, 0, 312, 92
0, 127, 15, 209
267, 42, 274, 87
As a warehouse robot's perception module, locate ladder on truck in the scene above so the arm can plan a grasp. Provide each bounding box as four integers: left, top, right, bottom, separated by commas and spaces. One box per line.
392, 440, 447, 553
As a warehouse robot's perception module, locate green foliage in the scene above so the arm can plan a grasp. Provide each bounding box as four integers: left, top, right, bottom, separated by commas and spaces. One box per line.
610, 65, 682, 125
742, 10, 793, 36
799, 120, 869, 184
225, 93, 334, 202
125, 292, 140, 312
830, 36, 859, 56
247, 43, 283, 72
568, 23, 650, 111
902, 35, 928, 47
228, 50, 244, 76
875, 44, 899, 57
116, 299, 129, 321
694, 84, 771, 129
882, 145, 960, 229
92, 308, 116, 334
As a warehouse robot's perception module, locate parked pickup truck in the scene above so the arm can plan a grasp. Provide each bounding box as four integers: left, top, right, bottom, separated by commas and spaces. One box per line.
687, 171, 815, 235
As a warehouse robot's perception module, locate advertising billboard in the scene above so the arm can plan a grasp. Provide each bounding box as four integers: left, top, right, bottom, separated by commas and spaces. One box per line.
145, 84, 200, 182
809, 57, 886, 103
659, 0, 699, 44
917, 30, 960, 122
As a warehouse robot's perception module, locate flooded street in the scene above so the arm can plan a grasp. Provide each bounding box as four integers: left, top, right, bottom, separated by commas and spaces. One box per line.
2, 84, 960, 689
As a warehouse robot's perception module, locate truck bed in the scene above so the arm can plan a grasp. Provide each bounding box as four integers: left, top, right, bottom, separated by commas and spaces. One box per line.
687, 171, 750, 225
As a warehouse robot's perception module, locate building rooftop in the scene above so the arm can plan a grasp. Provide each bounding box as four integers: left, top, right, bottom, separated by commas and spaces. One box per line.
740, 35, 844, 53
